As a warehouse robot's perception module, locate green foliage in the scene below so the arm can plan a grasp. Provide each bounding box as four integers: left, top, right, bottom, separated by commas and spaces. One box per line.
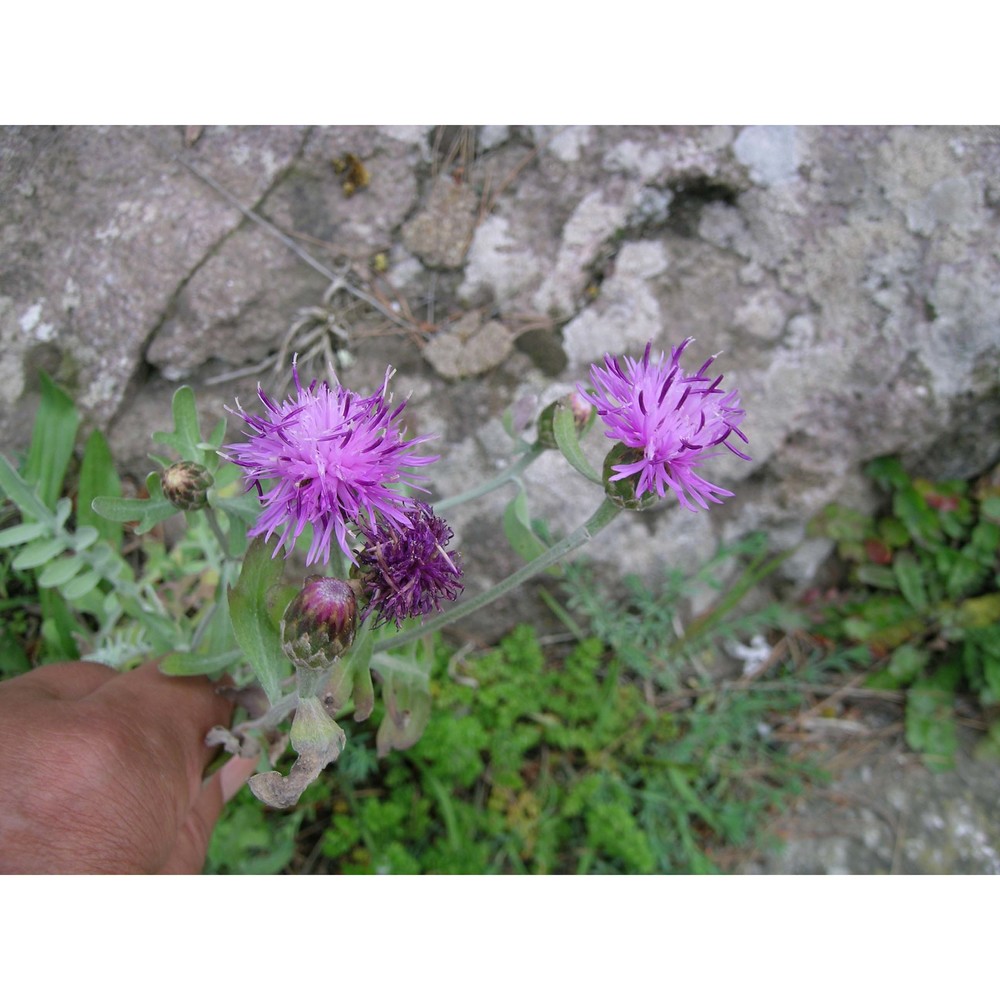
21, 372, 80, 511
213, 523, 813, 873
299, 615, 811, 874
227, 537, 290, 705
558, 532, 801, 686
5, 373, 816, 871
811, 457, 1000, 770
204, 785, 303, 875
0, 380, 258, 676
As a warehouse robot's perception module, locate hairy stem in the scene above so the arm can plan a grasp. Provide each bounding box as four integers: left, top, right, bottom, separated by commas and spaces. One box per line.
433, 444, 546, 513
204, 507, 233, 561
373, 497, 622, 653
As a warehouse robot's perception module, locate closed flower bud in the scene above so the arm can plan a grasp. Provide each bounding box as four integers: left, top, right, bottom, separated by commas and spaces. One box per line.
536, 392, 595, 450
281, 576, 358, 670
568, 390, 594, 429
161, 461, 214, 511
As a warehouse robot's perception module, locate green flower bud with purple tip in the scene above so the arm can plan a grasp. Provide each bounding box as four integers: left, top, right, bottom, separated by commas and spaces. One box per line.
536, 391, 595, 450
281, 576, 358, 670
161, 461, 214, 511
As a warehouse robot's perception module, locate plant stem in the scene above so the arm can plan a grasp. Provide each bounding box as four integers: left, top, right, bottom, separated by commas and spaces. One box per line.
433, 444, 545, 513
204, 507, 232, 561
373, 496, 622, 653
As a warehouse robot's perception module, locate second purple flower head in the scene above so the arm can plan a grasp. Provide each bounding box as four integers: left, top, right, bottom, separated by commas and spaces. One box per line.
584, 339, 750, 510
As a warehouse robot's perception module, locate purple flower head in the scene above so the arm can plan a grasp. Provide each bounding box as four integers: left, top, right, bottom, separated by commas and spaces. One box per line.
583, 339, 749, 510
223, 362, 437, 565
357, 502, 463, 629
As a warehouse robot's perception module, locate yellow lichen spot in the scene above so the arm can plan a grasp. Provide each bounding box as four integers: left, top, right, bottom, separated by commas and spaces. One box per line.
333, 153, 370, 197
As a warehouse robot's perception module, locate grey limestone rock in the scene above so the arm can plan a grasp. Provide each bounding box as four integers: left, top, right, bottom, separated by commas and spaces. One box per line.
2, 125, 998, 631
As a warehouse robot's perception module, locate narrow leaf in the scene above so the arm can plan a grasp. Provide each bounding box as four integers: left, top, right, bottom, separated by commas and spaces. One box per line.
228, 536, 290, 706
503, 488, 548, 564
893, 551, 927, 611
0, 454, 52, 523
22, 372, 79, 510
39, 588, 80, 662
77, 429, 123, 547
161, 649, 244, 677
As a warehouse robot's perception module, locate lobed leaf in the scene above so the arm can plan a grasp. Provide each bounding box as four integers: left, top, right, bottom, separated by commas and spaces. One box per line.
0, 521, 48, 548
91, 472, 177, 534
151, 385, 204, 463
0, 454, 52, 523
37, 555, 85, 589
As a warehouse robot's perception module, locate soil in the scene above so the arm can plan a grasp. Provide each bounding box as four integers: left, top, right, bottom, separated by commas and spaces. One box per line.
740, 696, 1000, 874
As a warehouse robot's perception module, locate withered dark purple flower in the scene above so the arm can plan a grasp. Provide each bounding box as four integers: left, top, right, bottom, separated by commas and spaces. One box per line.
357, 502, 463, 629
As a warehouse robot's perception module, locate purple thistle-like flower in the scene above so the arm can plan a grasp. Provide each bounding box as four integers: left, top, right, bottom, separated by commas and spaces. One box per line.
357, 502, 463, 629
223, 362, 437, 565
583, 339, 750, 510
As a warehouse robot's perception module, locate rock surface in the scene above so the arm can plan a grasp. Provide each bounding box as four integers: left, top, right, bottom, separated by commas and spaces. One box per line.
743, 712, 1000, 875
5, 127, 996, 619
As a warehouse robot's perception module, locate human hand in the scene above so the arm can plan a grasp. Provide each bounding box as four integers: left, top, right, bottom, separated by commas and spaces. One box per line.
0, 659, 257, 874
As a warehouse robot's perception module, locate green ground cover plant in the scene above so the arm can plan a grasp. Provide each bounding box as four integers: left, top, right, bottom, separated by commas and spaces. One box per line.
810, 456, 1000, 771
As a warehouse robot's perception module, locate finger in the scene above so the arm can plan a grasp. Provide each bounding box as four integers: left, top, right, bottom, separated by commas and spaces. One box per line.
157, 756, 258, 874
0, 659, 115, 703
218, 754, 259, 804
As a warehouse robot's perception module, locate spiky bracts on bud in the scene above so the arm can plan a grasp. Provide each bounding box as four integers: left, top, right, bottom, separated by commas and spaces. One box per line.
281, 576, 358, 670
161, 461, 214, 511
584, 339, 749, 510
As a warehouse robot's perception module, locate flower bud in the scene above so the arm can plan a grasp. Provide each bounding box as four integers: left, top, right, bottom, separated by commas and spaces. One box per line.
602, 443, 659, 511
281, 576, 358, 670
161, 461, 214, 511
568, 390, 594, 429
536, 392, 595, 450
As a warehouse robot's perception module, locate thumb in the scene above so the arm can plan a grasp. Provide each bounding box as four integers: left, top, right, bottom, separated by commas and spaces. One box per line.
159, 755, 260, 874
